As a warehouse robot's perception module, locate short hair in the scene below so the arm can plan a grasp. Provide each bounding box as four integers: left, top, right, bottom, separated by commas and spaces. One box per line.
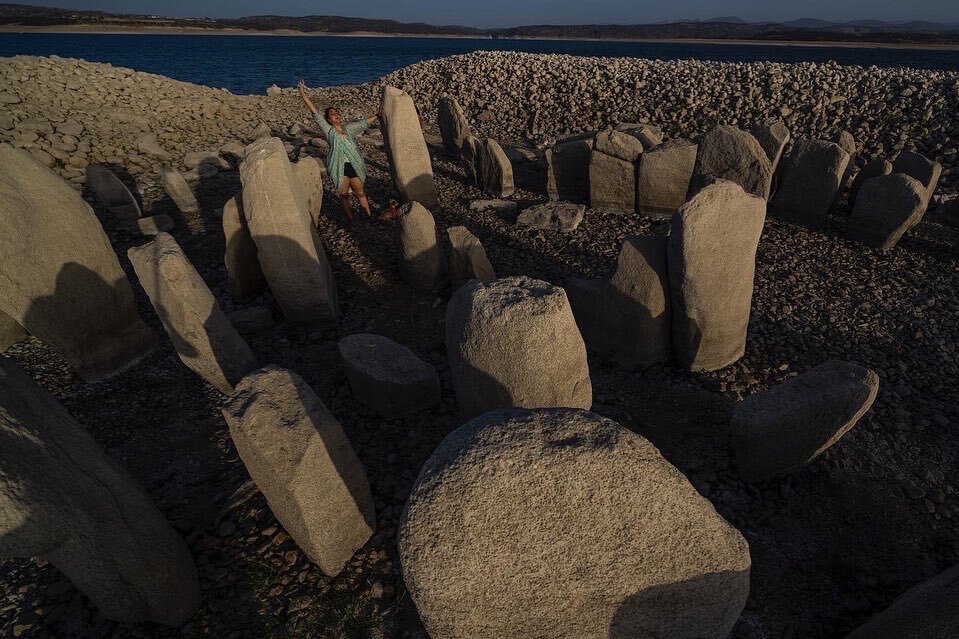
323, 107, 338, 124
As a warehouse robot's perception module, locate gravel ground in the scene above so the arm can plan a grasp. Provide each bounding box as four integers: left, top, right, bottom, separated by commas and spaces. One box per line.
1, 53, 958, 639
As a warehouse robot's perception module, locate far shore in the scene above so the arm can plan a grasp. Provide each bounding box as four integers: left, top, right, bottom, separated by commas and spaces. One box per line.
2, 24, 959, 51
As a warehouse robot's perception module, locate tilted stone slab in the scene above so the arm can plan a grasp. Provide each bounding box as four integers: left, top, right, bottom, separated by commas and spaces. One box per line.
517, 202, 585, 233
397, 202, 447, 290
0, 357, 199, 625
447, 226, 495, 290
292, 156, 324, 226
438, 96, 471, 155
399, 408, 751, 639
338, 334, 441, 417
381, 85, 438, 209
892, 150, 942, 207
847, 173, 927, 251
0, 145, 154, 380
240, 137, 338, 325
128, 233, 258, 393
460, 135, 483, 186
732, 361, 879, 482
128, 214, 175, 237
159, 166, 199, 214
85, 165, 141, 220
0, 310, 27, 351
566, 235, 671, 368
479, 138, 514, 198
750, 119, 790, 170
768, 139, 850, 227
222, 366, 375, 576
546, 137, 593, 203
222, 194, 266, 302
849, 158, 893, 207
690, 125, 773, 200
637, 138, 698, 217
669, 180, 766, 371
446, 277, 592, 419
847, 564, 959, 639
835, 130, 858, 187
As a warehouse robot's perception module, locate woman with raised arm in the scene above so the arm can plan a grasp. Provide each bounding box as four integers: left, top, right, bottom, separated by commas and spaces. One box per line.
298, 79, 378, 223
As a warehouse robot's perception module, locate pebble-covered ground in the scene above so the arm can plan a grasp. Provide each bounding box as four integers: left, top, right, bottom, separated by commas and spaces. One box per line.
0, 52, 958, 639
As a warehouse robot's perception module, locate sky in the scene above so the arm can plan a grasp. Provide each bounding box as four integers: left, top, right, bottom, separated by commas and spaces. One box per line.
13, 0, 959, 29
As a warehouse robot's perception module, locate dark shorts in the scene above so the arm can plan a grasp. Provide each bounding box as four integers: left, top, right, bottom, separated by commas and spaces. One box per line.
343, 162, 358, 179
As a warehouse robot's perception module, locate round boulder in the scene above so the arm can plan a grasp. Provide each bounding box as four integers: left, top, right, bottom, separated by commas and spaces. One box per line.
399, 408, 751, 639
338, 334, 440, 417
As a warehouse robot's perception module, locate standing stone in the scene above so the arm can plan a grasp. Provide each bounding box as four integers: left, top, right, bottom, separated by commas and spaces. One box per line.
0, 146, 154, 380
438, 96, 471, 155
637, 139, 698, 217
847, 174, 927, 251
517, 202, 585, 232
399, 408, 751, 639
222, 366, 375, 576
222, 194, 266, 302
479, 139, 514, 198
380, 86, 438, 209
589, 128, 643, 214
849, 158, 893, 207
892, 150, 942, 207
616, 122, 663, 148
460, 136, 483, 185
338, 334, 441, 417
546, 137, 593, 203
750, 119, 790, 170
690, 125, 773, 200
447, 226, 495, 290
847, 564, 959, 638
732, 361, 879, 482
397, 202, 446, 290
566, 235, 671, 368
0, 357, 199, 625
0, 310, 27, 351
159, 166, 199, 214
835, 130, 858, 185
669, 180, 766, 371
85, 165, 141, 219
292, 156, 324, 226
446, 277, 592, 420
768, 139, 850, 227
128, 233, 258, 394
240, 137, 338, 325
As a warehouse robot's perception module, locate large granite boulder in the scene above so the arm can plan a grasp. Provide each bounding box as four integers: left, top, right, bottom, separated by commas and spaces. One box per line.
447, 226, 495, 290
381, 85, 438, 209
731, 361, 879, 482
589, 128, 643, 214
159, 166, 199, 214
669, 180, 766, 371
438, 96, 471, 155
222, 366, 375, 576
240, 137, 338, 325
546, 136, 593, 203
292, 156, 324, 226
338, 334, 440, 416
847, 173, 928, 251
0, 357, 199, 625
750, 119, 790, 171
0, 145, 154, 380
397, 202, 446, 290
222, 194, 266, 302
847, 564, 959, 638
566, 235, 671, 368
690, 125, 773, 200
128, 233, 258, 394
446, 277, 592, 419
399, 408, 751, 639
769, 139, 850, 227
637, 138, 698, 217
517, 202, 585, 232
849, 158, 893, 207
85, 165, 141, 219
892, 150, 942, 207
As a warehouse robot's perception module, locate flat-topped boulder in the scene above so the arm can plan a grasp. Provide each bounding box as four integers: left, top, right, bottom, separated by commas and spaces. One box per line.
399, 408, 751, 639
0, 145, 154, 380
292, 156, 324, 226
438, 95, 471, 154
546, 136, 593, 203
338, 334, 440, 417
849, 158, 893, 206
128, 233, 259, 394
222, 366, 375, 576
769, 139, 850, 227
732, 361, 879, 482
240, 136, 338, 325
517, 202, 585, 233
750, 119, 790, 170
589, 128, 643, 214
690, 125, 773, 200
381, 85, 438, 209
0, 357, 199, 625
566, 235, 671, 368
847, 173, 928, 251
85, 165, 141, 219
669, 180, 766, 371
847, 564, 959, 638
892, 150, 942, 207
446, 277, 592, 419
447, 226, 495, 290
637, 138, 697, 217
397, 202, 446, 290
159, 166, 199, 214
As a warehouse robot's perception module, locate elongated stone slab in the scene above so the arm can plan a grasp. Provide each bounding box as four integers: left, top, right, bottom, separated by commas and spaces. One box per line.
447, 226, 495, 290
159, 166, 199, 214
85, 165, 141, 219
292, 156, 324, 226
768, 139, 850, 227
222, 194, 266, 302
438, 96, 471, 155
381, 85, 438, 209
397, 202, 446, 290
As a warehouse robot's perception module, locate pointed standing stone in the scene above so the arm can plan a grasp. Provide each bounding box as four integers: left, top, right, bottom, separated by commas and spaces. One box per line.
479, 139, 514, 198
380, 85, 438, 209
159, 166, 199, 214
847, 173, 928, 251
292, 156, 324, 226
750, 119, 790, 171
849, 158, 893, 207
892, 150, 942, 208
438, 96, 471, 155
85, 165, 142, 219
690, 125, 773, 200
397, 202, 447, 290
222, 194, 266, 302
447, 226, 495, 290
768, 139, 850, 227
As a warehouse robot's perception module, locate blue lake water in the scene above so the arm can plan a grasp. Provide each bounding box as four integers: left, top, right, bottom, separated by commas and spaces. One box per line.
0, 32, 957, 95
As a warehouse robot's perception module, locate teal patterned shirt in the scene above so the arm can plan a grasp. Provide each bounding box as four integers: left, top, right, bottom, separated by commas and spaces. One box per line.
313, 113, 370, 190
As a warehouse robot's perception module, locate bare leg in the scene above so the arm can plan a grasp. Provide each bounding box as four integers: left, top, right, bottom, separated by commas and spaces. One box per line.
349, 177, 372, 218
338, 191, 354, 222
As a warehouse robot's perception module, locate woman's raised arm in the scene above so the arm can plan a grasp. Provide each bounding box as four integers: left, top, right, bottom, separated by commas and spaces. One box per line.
298, 79, 318, 114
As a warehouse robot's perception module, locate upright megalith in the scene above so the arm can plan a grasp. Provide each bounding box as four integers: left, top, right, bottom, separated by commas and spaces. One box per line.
446, 277, 592, 419
399, 408, 751, 639
637, 138, 698, 217
478, 138, 514, 198
380, 85, 438, 209
566, 235, 671, 368
222, 194, 266, 302
85, 165, 141, 219
847, 563, 959, 638
0, 310, 27, 352
849, 158, 893, 207
0, 357, 199, 625
240, 137, 339, 325
397, 202, 446, 290
690, 125, 773, 200
892, 150, 942, 207
750, 119, 790, 171
669, 180, 766, 371
768, 139, 850, 227
589, 127, 643, 214
460, 136, 483, 185
159, 166, 199, 214
847, 173, 928, 251
222, 366, 375, 576
292, 156, 324, 226
437, 96, 471, 155
0, 145, 154, 380
731, 361, 879, 482
546, 136, 593, 203
128, 233, 258, 394
446, 226, 495, 290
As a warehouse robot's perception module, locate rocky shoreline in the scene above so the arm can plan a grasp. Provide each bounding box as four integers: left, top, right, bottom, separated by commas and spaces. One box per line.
1, 52, 958, 639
